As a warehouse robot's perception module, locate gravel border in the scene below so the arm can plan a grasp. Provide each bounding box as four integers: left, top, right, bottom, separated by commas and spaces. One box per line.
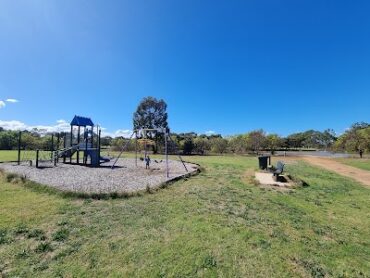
0, 158, 199, 194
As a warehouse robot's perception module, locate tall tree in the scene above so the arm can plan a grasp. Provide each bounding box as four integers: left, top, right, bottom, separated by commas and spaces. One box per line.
335, 122, 370, 156
245, 130, 267, 154
133, 97, 169, 138
266, 134, 283, 154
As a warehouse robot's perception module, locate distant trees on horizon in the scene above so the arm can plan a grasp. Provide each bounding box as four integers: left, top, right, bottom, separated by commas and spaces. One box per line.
106, 122, 369, 157
1, 122, 369, 157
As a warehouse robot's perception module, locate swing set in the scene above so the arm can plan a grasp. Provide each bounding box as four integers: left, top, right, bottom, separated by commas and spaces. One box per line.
111, 128, 188, 178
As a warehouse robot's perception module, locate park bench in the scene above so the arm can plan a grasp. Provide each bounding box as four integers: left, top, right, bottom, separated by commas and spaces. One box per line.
271, 161, 285, 181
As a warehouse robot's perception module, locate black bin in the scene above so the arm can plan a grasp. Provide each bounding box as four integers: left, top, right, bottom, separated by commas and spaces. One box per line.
258, 156, 270, 170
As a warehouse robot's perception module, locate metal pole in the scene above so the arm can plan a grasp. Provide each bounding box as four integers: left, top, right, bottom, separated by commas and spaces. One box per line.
85, 127, 88, 165
63, 133, 66, 163
98, 128, 101, 166
17, 131, 21, 165
36, 150, 39, 168
168, 135, 188, 172
51, 134, 54, 151
77, 126, 80, 164
83, 127, 86, 164
144, 130, 147, 159
56, 133, 60, 163
70, 125, 73, 164
165, 131, 169, 178
111, 131, 135, 169
54, 151, 57, 166
50, 133, 54, 162
135, 131, 138, 167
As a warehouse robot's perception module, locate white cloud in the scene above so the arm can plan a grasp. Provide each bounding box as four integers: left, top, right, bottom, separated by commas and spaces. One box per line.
6, 98, 18, 103
0, 119, 131, 138
205, 130, 216, 136
0, 101, 5, 108
0, 119, 70, 134
101, 128, 133, 138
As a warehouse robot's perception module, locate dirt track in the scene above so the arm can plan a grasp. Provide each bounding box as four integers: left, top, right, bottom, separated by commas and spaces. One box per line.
302, 156, 370, 187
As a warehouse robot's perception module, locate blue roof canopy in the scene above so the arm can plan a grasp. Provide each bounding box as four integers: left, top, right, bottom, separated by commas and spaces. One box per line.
70, 115, 94, 127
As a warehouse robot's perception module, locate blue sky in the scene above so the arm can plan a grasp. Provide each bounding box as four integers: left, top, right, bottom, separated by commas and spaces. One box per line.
0, 0, 369, 137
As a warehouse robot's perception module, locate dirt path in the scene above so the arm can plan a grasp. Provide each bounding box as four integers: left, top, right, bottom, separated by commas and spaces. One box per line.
302, 156, 370, 187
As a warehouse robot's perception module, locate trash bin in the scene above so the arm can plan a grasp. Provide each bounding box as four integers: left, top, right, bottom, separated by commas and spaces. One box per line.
258, 156, 270, 170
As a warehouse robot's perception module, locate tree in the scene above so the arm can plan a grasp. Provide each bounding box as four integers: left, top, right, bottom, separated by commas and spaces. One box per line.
319, 129, 337, 150
245, 130, 267, 154
194, 137, 210, 155
133, 97, 169, 136
210, 138, 228, 154
182, 138, 195, 155
266, 134, 283, 154
334, 122, 370, 156
100, 136, 113, 147
228, 135, 247, 153
0, 130, 18, 150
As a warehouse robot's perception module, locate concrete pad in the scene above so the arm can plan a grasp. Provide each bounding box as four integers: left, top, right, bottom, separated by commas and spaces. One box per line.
255, 172, 293, 187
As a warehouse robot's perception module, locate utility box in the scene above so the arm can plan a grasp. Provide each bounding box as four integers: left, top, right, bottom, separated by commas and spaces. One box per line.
258, 155, 271, 170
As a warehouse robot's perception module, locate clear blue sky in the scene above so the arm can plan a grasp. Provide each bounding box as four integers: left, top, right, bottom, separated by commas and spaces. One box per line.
0, 0, 369, 137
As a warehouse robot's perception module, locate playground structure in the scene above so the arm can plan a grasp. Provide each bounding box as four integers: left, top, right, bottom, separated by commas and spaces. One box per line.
17, 115, 110, 168
56, 115, 109, 167
13, 116, 188, 179
2, 120, 197, 194
12, 116, 190, 180
112, 127, 188, 178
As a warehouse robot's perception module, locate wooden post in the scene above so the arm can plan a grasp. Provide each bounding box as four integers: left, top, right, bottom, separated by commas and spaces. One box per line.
17, 131, 21, 165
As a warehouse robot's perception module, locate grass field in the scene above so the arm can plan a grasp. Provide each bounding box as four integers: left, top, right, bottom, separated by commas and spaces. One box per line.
0, 150, 20, 162
335, 158, 370, 172
0, 155, 370, 277
0, 150, 119, 164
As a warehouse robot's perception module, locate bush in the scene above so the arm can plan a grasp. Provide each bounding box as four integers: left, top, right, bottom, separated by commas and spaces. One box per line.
35, 242, 53, 253
52, 228, 69, 242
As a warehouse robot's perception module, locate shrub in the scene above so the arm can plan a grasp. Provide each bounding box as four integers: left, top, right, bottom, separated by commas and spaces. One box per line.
52, 228, 69, 242
35, 242, 53, 253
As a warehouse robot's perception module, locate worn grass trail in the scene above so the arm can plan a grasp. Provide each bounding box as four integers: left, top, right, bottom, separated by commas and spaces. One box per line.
335, 158, 370, 172
302, 156, 370, 187
0, 156, 369, 277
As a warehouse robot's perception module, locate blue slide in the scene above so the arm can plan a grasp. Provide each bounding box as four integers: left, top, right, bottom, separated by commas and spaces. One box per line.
100, 156, 110, 163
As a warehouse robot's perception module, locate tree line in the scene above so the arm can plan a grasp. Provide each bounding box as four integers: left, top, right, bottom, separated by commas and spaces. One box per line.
105, 123, 369, 156
1, 95, 369, 157
1, 123, 369, 156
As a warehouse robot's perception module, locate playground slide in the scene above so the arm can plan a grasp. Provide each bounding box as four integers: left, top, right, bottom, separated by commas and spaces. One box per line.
100, 156, 110, 163
56, 145, 79, 158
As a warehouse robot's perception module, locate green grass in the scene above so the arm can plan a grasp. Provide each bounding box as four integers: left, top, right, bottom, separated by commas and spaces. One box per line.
0, 150, 20, 162
0, 156, 369, 277
335, 158, 370, 171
